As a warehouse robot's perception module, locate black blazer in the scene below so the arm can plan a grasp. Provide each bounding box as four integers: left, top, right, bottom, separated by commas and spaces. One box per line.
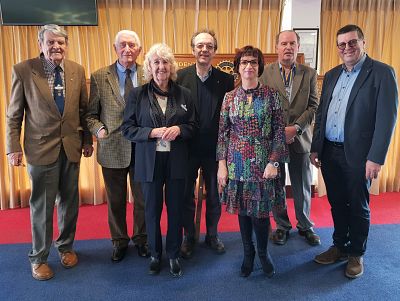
122, 82, 198, 182
311, 55, 398, 167
177, 65, 234, 158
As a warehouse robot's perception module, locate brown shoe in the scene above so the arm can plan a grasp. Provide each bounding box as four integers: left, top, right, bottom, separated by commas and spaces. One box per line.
314, 246, 348, 264
31, 263, 54, 281
60, 250, 78, 268
345, 256, 364, 279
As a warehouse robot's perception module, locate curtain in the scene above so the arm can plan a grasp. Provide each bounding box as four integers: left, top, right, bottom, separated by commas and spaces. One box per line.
319, 0, 400, 195
0, 0, 283, 209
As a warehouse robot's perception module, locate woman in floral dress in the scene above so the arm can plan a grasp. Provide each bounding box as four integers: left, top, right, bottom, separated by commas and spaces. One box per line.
217, 45, 288, 278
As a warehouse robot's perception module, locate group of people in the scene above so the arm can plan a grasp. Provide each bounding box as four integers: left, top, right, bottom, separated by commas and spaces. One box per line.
5, 23, 398, 282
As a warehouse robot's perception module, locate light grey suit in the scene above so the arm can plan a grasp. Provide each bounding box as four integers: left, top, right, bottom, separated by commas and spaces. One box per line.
87, 62, 147, 247
259, 62, 319, 231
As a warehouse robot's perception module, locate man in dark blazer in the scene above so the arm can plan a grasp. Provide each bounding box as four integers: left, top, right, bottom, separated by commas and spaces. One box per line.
259, 30, 320, 246
6, 24, 93, 280
310, 24, 398, 279
87, 30, 148, 262
177, 30, 234, 258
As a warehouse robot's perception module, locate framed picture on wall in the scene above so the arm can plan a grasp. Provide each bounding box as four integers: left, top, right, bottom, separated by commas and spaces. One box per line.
293, 28, 319, 69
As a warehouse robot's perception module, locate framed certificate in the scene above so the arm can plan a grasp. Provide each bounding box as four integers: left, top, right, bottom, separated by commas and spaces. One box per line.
293, 28, 319, 69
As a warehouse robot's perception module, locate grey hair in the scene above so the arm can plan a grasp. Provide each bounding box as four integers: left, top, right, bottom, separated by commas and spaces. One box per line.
143, 43, 178, 81
114, 30, 141, 47
38, 24, 68, 44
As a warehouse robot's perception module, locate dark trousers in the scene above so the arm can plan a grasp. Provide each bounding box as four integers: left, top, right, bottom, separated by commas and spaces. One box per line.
102, 166, 147, 248
183, 155, 221, 237
141, 152, 184, 259
321, 141, 370, 256
27, 147, 79, 264
238, 215, 271, 257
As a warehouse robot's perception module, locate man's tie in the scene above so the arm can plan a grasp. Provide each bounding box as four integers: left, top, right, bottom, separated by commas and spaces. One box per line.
124, 68, 134, 103
54, 65, 64, 114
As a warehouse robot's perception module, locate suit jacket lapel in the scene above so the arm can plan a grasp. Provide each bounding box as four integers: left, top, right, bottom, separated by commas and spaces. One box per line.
271, 63, 287, 101
137, 64, 145, 86
187, 65, 199, 112
290, 63, 304, 103
345, 56, 373, 114
324, 67, 342, 116
31, 58, 60, 116
209, 66, 221, 117
64, 61, 77, 116
107, 63, 125, 106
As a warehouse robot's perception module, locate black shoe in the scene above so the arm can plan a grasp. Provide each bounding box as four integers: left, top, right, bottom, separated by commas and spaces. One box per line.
169, 258, 183, 277
148, 257, 161, 275
240, 251, 255, 278
298, 229, 321, 246
180, 236, 195, 259
259, 254, 275, 278
272, 229, 289, 245
205, 235, 225, 254
136, 244, 150, 258
111, 246, 128, 262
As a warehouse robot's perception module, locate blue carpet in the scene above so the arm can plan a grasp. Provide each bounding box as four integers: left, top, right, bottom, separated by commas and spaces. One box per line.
1, 225, 399, 301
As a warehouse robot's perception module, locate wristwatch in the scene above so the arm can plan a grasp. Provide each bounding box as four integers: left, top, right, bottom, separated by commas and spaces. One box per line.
269, 161, 279, 168
294, 124, 303, 136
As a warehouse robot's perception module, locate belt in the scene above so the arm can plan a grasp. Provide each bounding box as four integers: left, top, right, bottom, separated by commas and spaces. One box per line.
324, 139, 344, 147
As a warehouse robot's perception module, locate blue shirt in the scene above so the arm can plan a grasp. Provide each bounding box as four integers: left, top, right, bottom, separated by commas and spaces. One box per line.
115, 61, 138, 98
325, 55, 366, 142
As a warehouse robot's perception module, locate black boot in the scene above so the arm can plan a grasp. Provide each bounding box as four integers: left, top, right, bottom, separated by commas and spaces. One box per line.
253, 217, 275, 278
238, 215, 255, 277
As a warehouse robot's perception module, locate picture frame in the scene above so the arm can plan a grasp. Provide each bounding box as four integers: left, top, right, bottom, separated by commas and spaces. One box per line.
293, 28, 319, 69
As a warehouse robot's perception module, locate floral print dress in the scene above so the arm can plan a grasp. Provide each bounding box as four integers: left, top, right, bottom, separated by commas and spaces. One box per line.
217, 85, 289, 218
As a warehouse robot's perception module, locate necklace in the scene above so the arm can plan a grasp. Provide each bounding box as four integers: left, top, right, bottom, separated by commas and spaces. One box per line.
242, 82, 260, 105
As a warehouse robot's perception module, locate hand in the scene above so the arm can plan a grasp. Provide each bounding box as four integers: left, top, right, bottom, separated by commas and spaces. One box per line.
310, 152, 321, 168
82, 144, 94, 157
217, 161, 228, 193
285, 126, 297, 144
7, 152, 24, 166
365, 160, 381, 180
149, 127, 167, 138
263, 163, 278, 179
162, 126, 181, 141
97, 128, 108, 139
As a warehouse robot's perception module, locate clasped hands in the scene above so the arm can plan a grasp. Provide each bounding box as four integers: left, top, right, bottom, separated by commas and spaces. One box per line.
150, 126, 181, 141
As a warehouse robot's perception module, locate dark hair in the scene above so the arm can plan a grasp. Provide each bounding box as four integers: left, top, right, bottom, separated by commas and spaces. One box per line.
190, 29, 218, 51
336, 24, 364, 40
233, 45, 264, 77
275, 30, 300, 45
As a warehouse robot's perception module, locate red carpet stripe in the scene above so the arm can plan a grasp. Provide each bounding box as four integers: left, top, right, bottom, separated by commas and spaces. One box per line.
1, 193, 399, 244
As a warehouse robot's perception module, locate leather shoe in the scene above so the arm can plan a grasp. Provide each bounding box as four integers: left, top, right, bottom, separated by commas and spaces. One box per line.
272, 229, 289, 245
60, 250, 78, 268
31, 263, 54, 281
314, 246, 348, 264
169, 258, 183, 277
205, 235, 225, 254
298, 229, 321, 246
149, 257, 161, 275
345, 256, 364, 279
111, 246, 128, 262
135, 244, 150, 258
180, 236, 195, 259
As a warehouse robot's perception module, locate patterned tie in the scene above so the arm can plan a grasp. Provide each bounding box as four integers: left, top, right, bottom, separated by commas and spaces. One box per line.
54, 65, 64, 114
124, 68, 134, 103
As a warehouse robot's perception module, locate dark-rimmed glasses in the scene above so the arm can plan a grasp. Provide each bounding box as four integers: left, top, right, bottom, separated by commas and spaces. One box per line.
337, 39, 361, 50
240, 60, 258, 67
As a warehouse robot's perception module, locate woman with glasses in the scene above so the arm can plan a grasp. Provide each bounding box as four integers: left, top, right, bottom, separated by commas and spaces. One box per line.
122, 43, 197, 277
217, 45, 288, 278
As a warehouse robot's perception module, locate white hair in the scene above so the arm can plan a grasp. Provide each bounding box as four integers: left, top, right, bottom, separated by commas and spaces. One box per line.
114, 30, 141, 47
143, 43, 178, 82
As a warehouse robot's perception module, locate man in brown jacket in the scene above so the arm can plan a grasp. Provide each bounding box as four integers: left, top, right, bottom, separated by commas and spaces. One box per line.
6, 24, 93, 281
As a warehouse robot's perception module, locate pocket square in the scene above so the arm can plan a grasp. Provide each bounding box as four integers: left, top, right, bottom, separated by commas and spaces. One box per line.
181, 104, 187, 111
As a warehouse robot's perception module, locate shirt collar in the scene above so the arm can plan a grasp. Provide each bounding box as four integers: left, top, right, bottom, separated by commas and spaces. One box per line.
278, 62, 296, 73
40, 53, 64, 72
196, 65, 212, 82
116, 60, 137, 73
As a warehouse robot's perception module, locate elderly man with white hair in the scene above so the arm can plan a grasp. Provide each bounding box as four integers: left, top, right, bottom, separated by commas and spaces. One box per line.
87, 30, 149, 263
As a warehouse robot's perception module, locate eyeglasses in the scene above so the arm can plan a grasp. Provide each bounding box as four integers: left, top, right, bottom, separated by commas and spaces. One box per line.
194, 43, 215, 51
337, 39, 361, 50
240, 60, 258, 67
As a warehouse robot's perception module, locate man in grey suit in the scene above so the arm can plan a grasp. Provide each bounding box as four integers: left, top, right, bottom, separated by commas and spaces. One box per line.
311, 24, 398, 278
6, 24, 93, 280
259, 30, 320, 246
87, 30, 148, 262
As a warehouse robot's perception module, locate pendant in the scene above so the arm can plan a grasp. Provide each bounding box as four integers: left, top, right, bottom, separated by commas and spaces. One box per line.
247, 94, 252, 105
